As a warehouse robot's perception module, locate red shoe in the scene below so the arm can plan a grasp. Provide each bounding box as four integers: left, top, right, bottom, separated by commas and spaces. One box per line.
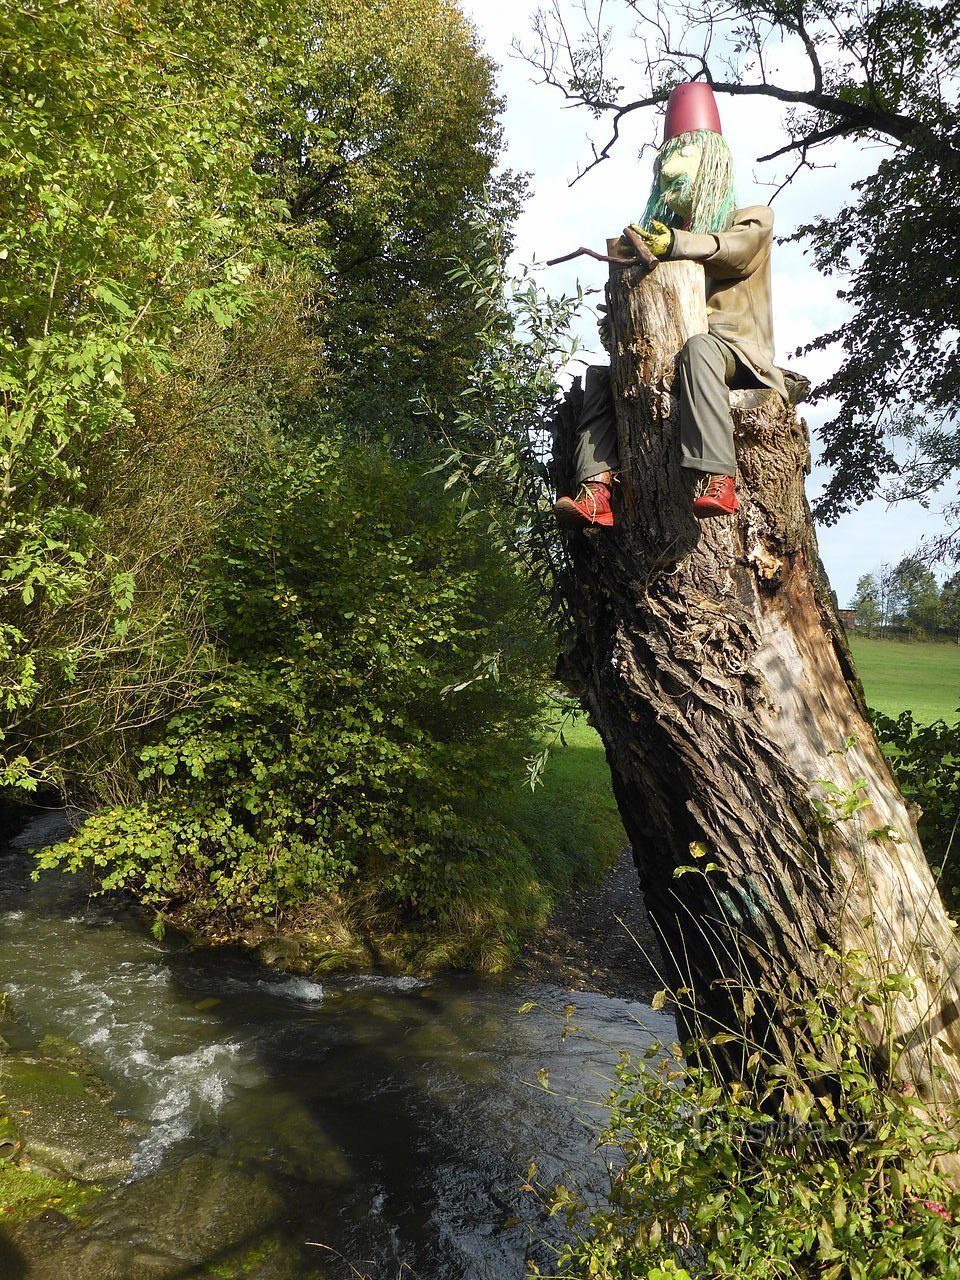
693, 474, 739, 519
554, 481, 614, 528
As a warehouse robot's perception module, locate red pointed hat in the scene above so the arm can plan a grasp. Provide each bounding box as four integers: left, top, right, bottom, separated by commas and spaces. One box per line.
663, 82, 723, 141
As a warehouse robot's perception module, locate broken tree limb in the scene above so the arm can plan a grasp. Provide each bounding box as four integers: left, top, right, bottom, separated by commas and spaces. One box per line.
545, 245, 634, 267
619, 225, 660, 269
546, 230, 659, 273
552, 255, 960, 1123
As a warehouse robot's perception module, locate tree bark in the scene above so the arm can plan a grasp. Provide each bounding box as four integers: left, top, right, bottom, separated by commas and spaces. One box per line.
554, 258, 960, 1107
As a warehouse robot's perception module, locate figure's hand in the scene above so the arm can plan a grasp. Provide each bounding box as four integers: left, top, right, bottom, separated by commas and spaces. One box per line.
597, 303, 612, 353
629, 220, 674, 258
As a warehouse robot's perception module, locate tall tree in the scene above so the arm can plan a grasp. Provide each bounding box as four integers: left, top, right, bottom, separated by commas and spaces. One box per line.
0, 0, 286, 794
1, 0, 517, 802
521, 0, 960, 545
551, 253, 960, 1116
265, 0, 522, 451
889, 555, 942, 635
850, 572, 881, 636
942, 571, 960, 645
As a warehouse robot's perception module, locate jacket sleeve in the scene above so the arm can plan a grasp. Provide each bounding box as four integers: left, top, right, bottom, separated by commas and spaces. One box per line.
667, 206, 773, 280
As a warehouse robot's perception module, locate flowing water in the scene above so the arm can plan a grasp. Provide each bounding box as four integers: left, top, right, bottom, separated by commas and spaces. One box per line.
0, 813, 670, 1279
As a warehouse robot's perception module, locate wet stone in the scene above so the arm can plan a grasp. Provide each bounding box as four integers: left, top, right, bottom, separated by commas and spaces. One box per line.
206, 1236, 319, 1279
257, 936, 302, 967
89, 1152, 288, 1265
2, 1220, 318, 1280
0, 1219, 151, 1280
36, 1033, 84, 1059
0, 1056, 134, 1182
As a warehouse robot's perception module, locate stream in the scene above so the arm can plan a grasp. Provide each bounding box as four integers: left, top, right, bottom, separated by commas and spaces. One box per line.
0, 812, 670, 1279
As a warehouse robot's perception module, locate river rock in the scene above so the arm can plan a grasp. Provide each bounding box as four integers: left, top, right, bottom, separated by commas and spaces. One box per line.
212, 1237, 320, 1279
0, 1056, 134, 1182
0, 991, 14, 1025
257, 935, 302, 967
91, 1152, 289, 1264
36, 1033, 84, 1059
0, 1221, 319, 1280
0, 1225, 169, 1280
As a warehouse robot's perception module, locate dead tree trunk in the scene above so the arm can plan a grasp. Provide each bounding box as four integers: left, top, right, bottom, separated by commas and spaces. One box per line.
553, 257, 960, 1104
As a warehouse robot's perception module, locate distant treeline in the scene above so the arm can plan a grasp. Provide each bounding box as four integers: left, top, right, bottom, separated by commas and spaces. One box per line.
848, 558, 960, 639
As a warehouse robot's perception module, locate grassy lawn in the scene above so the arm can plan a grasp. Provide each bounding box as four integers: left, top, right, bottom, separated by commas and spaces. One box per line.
848, 636, 960, 724
500, 637, 960, 922
504, 715, 626, 883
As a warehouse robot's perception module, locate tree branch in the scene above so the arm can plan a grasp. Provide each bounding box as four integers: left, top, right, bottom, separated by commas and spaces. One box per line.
516, 0, 939, 177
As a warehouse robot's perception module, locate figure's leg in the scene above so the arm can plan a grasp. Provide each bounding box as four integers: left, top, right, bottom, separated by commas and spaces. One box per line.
573, 365, 620, 485
678, 332, 737, 475
556, 365, 619, 528
677, 333, 742, 518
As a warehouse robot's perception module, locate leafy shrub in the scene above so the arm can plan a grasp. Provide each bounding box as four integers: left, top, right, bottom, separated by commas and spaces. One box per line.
1, 0, 515, 805
873, 710, 960, 906
0, 0, 278, 792
529, 951, 960, 1279
38, 441, 553, 927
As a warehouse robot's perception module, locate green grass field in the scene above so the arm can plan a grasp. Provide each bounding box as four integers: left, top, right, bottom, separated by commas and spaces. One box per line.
504, 716, 626, 879
848, 637, 960, 724
512, 638, 959, 913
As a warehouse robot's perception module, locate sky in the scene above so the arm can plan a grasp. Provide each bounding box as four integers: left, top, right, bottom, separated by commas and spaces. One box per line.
460, 0, 950, 606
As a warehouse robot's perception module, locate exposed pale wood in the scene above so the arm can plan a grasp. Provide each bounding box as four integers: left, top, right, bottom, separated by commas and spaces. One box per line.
553, 258, 960, 1114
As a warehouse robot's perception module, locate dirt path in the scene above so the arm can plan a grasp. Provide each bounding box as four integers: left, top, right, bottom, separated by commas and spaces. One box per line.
512, 846, 665, 1003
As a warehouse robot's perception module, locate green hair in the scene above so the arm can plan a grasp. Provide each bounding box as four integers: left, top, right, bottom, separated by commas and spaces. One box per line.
639, 130, 737, 235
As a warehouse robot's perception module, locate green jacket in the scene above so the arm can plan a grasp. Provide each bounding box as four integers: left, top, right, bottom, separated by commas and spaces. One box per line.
667, 204, 787, 400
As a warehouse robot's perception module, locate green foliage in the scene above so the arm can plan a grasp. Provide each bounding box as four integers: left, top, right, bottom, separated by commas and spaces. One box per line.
849, 574, 881, 635
0, 0, 292, 792
428, 243, 583, 626
888, 558, 943, 637
38, 443, 553, 926
8, 0, 603, 951
529, 953, 960, 1279
1, 0, 520, 788
269, 0, 523, 448
748, 1, 960, 532
943, 575, 960, 642
525, 770, 960, 1277
873, 708, 960, 908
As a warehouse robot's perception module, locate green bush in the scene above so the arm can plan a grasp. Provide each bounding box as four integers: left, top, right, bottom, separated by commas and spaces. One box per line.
0, 0, 280, 793
873, 709, 960, 907
530, 951, 960, 1279
38, 441, 553, 927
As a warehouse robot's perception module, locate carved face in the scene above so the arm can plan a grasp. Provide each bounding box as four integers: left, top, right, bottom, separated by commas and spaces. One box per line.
658, 140, 702, 218
639, 130, 736, 236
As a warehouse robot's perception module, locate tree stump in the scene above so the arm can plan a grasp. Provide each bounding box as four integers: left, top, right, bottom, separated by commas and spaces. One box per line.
553, 257, 960, 1105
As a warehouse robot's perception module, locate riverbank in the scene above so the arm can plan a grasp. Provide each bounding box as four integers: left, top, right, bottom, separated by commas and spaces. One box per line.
233, 841, 662, 1009
0, 811, 672, 1279
512, 844, 662, 1003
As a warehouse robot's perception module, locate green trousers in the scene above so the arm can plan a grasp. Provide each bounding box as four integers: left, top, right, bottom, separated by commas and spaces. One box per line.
573, 333, 754, 484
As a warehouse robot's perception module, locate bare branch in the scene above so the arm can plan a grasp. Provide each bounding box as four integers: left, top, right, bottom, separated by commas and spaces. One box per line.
785, 7, 824, 97
757, 121, 853, 164
515, 0, 938, 178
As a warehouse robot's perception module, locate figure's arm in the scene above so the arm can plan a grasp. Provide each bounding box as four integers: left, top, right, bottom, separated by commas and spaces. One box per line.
668, 206, 773, 280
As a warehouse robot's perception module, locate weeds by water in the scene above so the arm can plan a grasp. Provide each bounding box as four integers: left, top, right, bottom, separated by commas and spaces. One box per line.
524, 768, 960, 1278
